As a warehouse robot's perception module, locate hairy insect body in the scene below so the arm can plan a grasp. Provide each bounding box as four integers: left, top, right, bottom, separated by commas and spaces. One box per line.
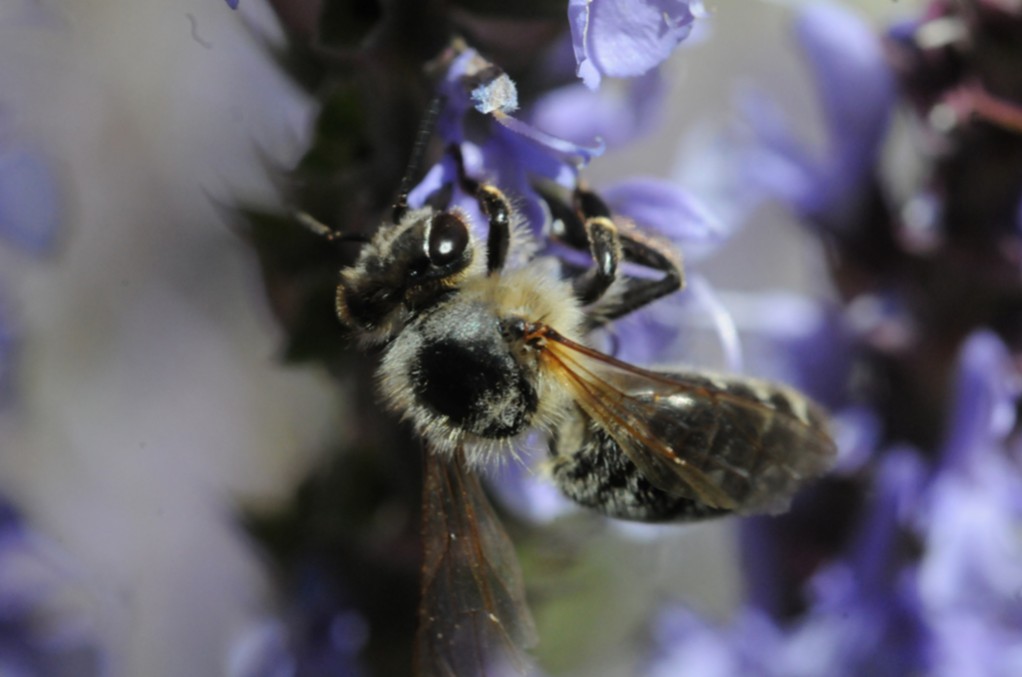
378, 262, 583, 463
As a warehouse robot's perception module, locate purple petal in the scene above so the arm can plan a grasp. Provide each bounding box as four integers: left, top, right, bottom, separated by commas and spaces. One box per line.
847, 449, 925, 583
939, 331, 1018, 472
708, 293, 855, 408
647, 606, 744, 677
493, 111, 604, 166
919, 462, 1022, 616
406, 158, 451, 209
738, 3, 895, 227
795, 3, 895, 169
794, 2, 895, 220
600, 177, 726, 249
569, 0, 698, 90
590, 273, 738, 370
528, 70, 665, 150
647, 606, 781, 677
225, 0, 239, 9
671, 122, 762, 243
930, 616, 1022, 677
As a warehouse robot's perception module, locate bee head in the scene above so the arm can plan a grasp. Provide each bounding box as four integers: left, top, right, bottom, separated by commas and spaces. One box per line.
337, 206, 477, 341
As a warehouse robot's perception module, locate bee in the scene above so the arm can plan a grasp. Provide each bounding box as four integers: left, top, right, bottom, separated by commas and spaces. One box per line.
328, 148, 836, 673
304, 53, 835, 665
338, 173, 836, 520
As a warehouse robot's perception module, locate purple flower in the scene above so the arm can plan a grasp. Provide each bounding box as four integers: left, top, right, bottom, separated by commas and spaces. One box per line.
228, 563, 367, 677
915, 333, 1022, 635
0, 498, 106, 676
409, 47, 604, 240
568, 0, 701, 90
653, 452, 931, 677
738, 2, 895, 230
601, 177, 726, 253
225, 0, 239, 9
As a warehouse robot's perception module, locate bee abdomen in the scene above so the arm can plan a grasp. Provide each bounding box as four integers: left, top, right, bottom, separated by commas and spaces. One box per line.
550, 426, 728, 522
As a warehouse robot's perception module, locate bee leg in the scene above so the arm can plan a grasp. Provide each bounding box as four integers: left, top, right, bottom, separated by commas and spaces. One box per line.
451, 146, 512, 274
572, 216, 620, 305
598, 229, 684, 323
570, 186, 685, 325
477, 184, 512, 275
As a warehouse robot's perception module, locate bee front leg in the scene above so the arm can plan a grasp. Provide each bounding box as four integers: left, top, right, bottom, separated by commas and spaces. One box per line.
476, 184, 512, 275
450, 146, 513, 275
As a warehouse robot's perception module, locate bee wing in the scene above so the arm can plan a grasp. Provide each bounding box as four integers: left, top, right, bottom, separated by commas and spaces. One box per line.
540, 330, 836, 514
416, 448, 538, 677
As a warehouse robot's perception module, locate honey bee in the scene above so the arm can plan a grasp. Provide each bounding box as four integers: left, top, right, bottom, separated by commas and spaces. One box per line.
338, 177, 836, 519
322, 99, 836, 675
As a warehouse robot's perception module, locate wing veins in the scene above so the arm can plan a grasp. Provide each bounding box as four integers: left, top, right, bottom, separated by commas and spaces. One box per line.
543, 343, 738, 509
416, 450, 537, 676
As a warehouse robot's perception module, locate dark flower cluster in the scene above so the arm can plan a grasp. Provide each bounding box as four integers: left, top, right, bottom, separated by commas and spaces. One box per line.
650, 1, 1022, 674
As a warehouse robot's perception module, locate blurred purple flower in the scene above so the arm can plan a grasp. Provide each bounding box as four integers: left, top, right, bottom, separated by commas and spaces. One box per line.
651, 452, 931, 677
225, 0, 239, 9
568, 0, 701, 89
0, 297, 15, 404
602, 177, 725, 251
647, 606, 782, 677
229, 563, 367, 677
0, 498, 106, 676
739, 2, 895, 230
916, 333, 1022, 647
0, 136, 61, 256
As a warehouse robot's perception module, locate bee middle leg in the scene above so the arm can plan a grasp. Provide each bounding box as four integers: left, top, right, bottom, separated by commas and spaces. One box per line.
543, 184, 685, 327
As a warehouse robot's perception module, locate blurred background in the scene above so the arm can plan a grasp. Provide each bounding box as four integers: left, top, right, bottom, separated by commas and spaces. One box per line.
0, 0, 964, 675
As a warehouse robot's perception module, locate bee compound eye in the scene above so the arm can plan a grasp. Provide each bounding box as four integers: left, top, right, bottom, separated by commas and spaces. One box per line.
427, 212, 469, 266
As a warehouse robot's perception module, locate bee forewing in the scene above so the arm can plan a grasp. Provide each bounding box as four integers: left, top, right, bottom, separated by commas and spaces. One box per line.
416, 448, 538, 677
540, 331, 837, 515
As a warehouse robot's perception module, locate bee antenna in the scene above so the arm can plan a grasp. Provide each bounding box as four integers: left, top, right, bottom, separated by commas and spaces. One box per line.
294, 211, 370, 244
392, 94, 444, 223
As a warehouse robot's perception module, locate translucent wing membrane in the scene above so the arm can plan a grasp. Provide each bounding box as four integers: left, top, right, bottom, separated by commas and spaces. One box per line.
416, 449, 538, 677
533, 325, 836, 514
